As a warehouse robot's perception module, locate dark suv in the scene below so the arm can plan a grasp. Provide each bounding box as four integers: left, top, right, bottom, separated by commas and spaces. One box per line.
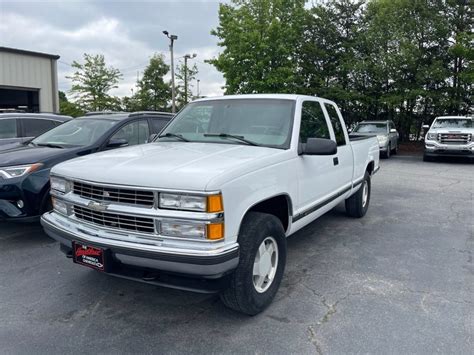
0, 113, 72, 151
0, 111, 173, 221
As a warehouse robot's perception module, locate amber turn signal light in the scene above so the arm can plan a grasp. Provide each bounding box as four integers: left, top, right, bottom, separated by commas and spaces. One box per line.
207, 223, 224, 240
207, 194, 223, 213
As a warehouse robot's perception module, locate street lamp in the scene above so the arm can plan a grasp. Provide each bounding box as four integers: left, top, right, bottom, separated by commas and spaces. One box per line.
163, 30, 178, 113
183, 53, 197, 105
197, 79, 200, 99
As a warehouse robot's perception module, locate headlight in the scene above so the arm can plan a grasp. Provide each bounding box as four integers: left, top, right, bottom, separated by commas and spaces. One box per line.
159, 193, 223, 212
0, 163, 43, 179
160, 219, 224, 240
51, 197, 70, 215
50, 176, 71, 194
377, 136, 388, 144
426, 133, 437, 141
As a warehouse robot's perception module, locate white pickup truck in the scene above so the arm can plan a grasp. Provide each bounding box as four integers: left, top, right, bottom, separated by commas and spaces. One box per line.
41, 94, 380, 315
423, 116, 473, 161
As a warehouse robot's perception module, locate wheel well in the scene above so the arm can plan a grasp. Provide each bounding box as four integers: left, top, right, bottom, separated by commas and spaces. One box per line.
366, 161, 375, 175
246, 195, 291, 233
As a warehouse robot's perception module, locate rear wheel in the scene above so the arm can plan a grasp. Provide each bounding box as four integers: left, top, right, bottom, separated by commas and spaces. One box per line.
345, 171, 371, 218
392, 142, 398, 155
220, 212, 286, 315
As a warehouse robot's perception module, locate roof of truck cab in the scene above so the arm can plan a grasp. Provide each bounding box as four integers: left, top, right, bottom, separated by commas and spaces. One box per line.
193, 94, 323, 102
435, 116, 471, 119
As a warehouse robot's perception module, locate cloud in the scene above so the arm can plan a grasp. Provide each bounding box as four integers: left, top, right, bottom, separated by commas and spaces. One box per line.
0, 0, 226, 99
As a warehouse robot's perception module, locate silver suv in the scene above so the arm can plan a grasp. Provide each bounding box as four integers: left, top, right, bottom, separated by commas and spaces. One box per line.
352, 120, 399, 158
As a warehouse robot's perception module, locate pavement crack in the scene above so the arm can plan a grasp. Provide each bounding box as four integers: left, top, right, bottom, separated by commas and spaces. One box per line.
307, 325, 323, 355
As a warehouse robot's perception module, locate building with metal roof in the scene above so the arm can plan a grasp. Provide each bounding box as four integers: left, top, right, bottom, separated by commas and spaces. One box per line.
0, 46, 60, 113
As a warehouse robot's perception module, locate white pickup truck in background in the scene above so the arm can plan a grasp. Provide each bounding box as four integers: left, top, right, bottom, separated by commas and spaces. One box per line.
41, 94, 380, 315
423, 116, 473, 161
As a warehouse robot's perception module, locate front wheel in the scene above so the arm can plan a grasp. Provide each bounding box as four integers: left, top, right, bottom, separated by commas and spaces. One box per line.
220, 212, 287, 315
345, 171, 371, 218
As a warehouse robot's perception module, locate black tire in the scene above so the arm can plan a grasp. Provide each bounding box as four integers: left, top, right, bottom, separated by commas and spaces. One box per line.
345, 171, 371, 218
220, 212, 287, 315
423, 154, 433, 162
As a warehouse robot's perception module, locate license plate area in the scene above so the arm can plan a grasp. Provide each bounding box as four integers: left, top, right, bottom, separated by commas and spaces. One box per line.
73, 242, 107, 271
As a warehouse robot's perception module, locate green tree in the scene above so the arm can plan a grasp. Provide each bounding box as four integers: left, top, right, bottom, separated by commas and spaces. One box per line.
58, 91, 85, 117
135, 54, 171, 111
209, 0, 306, 94
175, 62, 198, 109
67, 53, 122, 112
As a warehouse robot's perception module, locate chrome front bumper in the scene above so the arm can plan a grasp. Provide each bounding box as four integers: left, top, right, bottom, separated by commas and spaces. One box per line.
41, 212, 239, 278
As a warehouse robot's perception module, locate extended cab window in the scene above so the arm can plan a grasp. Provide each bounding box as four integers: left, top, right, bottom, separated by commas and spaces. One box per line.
324, 104, 346, 146
0, 119, 17, 139
300, 101, 330, 143
23, 118, 56, 137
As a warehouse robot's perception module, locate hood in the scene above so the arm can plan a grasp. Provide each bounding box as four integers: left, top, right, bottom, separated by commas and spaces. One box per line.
0, 145, 77, 167
53, 142, 287, 191
352, 132, 387, 138
0, 142, 22, 152
428, 127, 474, 134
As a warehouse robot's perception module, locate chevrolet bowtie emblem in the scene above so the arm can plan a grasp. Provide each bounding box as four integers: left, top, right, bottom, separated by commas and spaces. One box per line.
87, 201, 108, 212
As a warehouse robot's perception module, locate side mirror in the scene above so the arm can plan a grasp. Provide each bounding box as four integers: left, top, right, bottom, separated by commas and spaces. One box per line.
390, 128, 397, 133
107, 138, 128, 148
301, 138, 337, 155
422, 124, 430, 130
147, 133, 158, 143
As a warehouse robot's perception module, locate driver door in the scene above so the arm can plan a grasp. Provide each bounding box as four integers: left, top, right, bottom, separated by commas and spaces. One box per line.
295, 100, 340, 218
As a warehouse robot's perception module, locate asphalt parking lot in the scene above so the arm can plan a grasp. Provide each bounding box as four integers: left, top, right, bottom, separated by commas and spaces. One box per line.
0, 155, 472, 354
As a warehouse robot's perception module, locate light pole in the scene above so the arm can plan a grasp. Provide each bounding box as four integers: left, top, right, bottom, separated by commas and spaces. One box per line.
197, 79, 200, 98
183, 53, 197, 105
163, 30, 178, 113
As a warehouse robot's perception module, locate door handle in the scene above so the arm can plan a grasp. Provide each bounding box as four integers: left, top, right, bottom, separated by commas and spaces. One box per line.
333, 157, 339, 166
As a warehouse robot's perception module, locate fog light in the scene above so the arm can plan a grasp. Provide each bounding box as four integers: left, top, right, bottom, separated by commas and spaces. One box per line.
51, 197, 68, 215
160, 220, 207, 239
16, 200, 24, 209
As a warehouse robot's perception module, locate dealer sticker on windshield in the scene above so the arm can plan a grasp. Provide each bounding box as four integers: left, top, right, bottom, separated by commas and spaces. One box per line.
73, 243, 106, 271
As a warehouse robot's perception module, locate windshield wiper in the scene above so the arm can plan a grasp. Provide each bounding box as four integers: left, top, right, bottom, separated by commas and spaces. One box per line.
203, 133, 261, 146
36, 143, 64, 149
158, 133, 189, 142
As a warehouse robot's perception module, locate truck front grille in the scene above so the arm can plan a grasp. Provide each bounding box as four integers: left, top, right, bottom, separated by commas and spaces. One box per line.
73, 181, 155, 207
73, 205, 155, 234
438, 133, 471, 145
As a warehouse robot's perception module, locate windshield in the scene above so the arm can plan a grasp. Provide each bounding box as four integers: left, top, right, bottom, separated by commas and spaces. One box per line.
159, 99, 295, 149
432, 118, 472, 129
32, 118, 118, 147
354, 123, 387, 133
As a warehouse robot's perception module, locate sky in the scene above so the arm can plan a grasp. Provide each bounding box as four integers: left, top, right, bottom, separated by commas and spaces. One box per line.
0, 0, 227, 99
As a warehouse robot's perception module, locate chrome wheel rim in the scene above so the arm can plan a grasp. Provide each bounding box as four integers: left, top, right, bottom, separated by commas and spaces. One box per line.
253, 236, 279, 293
362, 180, 369, 208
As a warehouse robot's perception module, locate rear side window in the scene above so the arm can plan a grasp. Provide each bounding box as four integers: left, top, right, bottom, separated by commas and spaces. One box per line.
110, 120, 149, 146
324, 104, 346, 146
0, 119, 17, 139
300, 101, 330, 143
23, 119, 56, 137
138, 120, 150, 144
151, 118, 170, 133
